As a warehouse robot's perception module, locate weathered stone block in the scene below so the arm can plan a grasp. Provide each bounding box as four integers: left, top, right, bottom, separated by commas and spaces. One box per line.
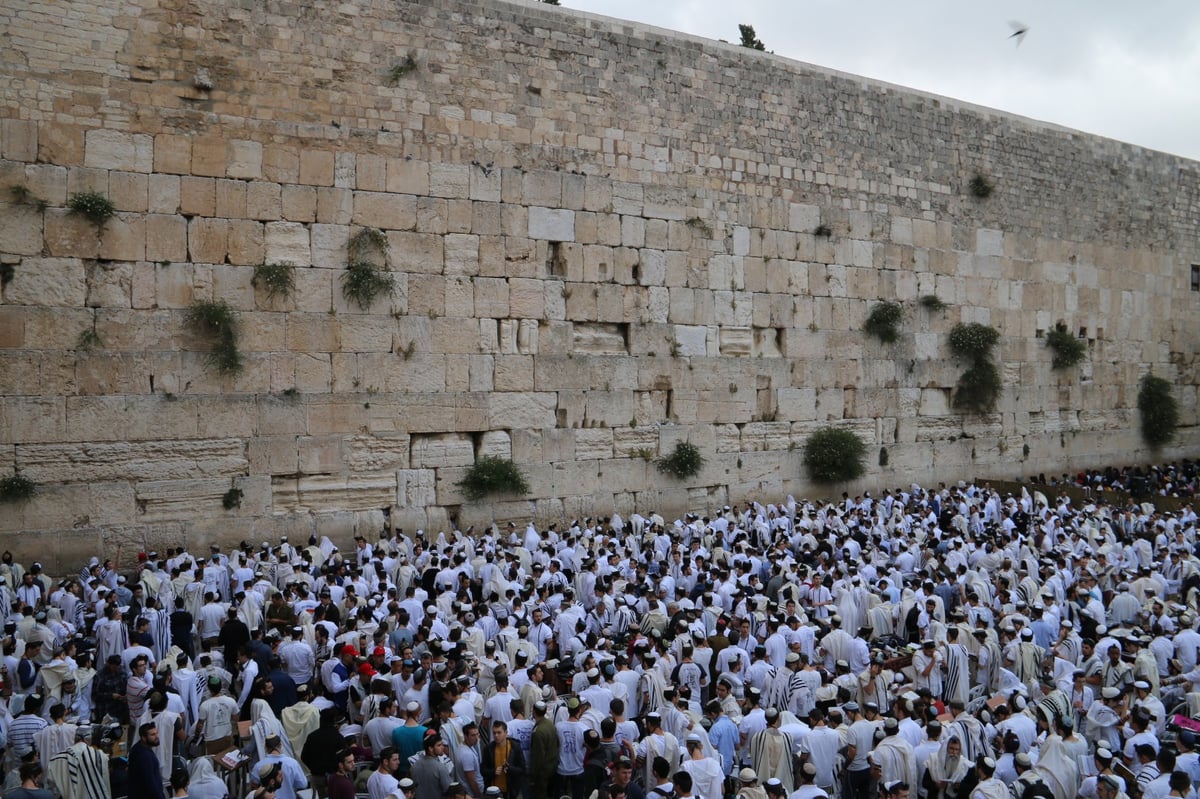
227, 139, 263, 179
84, 129, 152, 173
264, 221, 310, 266
411, 432, 474, 468
528, 207, 575, 241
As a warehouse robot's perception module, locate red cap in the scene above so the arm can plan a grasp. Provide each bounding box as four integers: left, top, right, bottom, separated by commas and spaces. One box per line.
372, 647, 386, 657
341, 645, 358, 657
137, 552, 148, 561
359, 663, 377, 677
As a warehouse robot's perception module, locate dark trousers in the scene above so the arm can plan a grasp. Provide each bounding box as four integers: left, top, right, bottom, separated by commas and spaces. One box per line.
846, 768, 872, 799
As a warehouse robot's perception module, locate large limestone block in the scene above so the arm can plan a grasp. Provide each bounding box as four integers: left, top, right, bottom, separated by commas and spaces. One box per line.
396, 469, 436, 508
264, 222, 311, 266
489, 392, 557, 430
674, 325, 709, 357
585, 390, 634, 428
353, 191, 416, 230
444, 234, 479, 275
528, 207, 575, 241
44, 209, 100, 258
84, 129, 152, 173
5, 258, 87, 307
84, 261, 132, 308
574, 427, 614, 461
135, 478, 237, 521
145, 214, 187, 263
188, 217, 229, 264
613, 426, 659, 458
273, 474, 398, 513
410, 432, 474, 468
0, 205, 43, 256
478, 430, 512, 459
429, 163, 469, 198
227, 139, 263, 180
17, 438, 247, 483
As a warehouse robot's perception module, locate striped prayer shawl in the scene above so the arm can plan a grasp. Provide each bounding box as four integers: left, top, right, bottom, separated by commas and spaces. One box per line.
148, 607, 172, 661
48, 741, 110, 799
944, 644, 970, 706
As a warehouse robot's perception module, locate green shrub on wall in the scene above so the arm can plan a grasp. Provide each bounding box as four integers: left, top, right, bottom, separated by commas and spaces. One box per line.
803, 427, 867, 483
949, 322, 1002, 413
185, 301, 243, 376
0, 473, 36, 504
656, 441, 705, 480
457, 456, 530, 501
863, 301, 903, 343
1045, 328, 1086, 370
949, 323, 1000, 361
953, 361, 1002, 414
1138, 374, 1179, 447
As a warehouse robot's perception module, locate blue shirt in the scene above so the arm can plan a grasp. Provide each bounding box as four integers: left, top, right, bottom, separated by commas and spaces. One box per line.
709, 714, 740, 775
252, 754, 308, 799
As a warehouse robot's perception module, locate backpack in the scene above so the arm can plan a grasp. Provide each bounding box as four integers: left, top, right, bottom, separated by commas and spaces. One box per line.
650, 787, 678, 799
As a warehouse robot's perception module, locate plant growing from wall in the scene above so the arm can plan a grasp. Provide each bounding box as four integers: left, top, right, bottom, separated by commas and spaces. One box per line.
968, 174, 994, 199
1138, 373, 1179, 447
949, 322, 1002, 413
803, 427, 867, 483
75, 328, 102, 352
68, 191, 115, 226
0, 473, 36, 504
343, 262, 396, 309
656, 441, 705, 480
920, 294, 948, 311
863, 301, 903, 343
222, 487, 243, 510
457, 456, 530, 501
388, 54, 418, 85
253, 262, 296, 301
185, 300, 243, 375
9, 185, 48, 211
685, 217, 713, 237
343, 228, 395, 310
1045, 328, 1087, 370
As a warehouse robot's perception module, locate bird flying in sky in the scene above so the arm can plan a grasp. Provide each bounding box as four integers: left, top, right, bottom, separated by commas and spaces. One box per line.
1008, 21, 1029, 47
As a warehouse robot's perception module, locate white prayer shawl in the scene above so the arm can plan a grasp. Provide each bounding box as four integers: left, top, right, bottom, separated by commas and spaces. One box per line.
640, 668, 669, 716
238, 592, 264, 633
173, 666, 204, 731
95, 617, 127, 667
873, 734, 918, 791
251, 698, 295, 760
971, 777, 1010, 799
188, 756, 228, 799
150, 709, 181, 780
36, 722, 77, 773
39, 659, 72, 702
641, 731, 681, 788
48, 741, 109, 799
1031, 735, 1079, 799
281, 701, 321, 775
749, 727, 795, 792
926, 738, 973, 789
868, 605, 895, 639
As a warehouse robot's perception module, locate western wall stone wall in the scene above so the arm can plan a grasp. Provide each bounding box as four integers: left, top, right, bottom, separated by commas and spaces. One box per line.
0, 0, 1197, 570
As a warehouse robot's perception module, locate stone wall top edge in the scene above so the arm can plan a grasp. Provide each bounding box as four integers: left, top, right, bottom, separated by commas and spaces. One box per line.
474, 0, 1196, 168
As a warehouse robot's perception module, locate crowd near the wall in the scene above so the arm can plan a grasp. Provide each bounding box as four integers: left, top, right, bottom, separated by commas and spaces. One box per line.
3, 465, 1200, 799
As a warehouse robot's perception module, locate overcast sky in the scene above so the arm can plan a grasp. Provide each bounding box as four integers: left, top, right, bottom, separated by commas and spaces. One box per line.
559, 0, 1200, 161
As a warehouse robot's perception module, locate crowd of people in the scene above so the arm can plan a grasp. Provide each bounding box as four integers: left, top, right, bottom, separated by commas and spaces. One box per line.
1, 470, 1199, 799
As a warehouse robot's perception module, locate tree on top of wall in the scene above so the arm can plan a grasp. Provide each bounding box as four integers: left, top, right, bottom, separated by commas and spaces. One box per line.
739, 24, 766, 51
